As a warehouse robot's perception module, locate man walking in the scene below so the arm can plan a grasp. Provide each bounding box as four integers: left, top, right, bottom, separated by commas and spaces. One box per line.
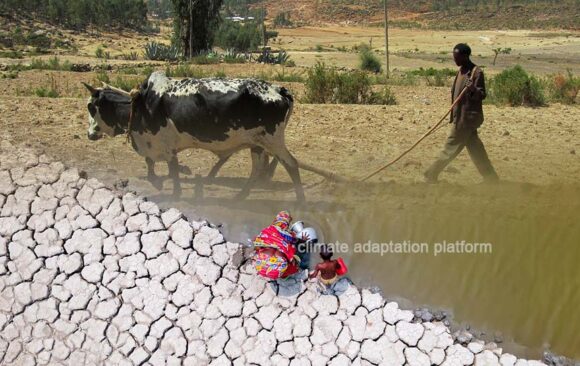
424, 43, 499, 183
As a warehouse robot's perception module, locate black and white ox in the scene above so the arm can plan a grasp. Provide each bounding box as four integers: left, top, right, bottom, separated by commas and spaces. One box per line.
84, 71, 304, 200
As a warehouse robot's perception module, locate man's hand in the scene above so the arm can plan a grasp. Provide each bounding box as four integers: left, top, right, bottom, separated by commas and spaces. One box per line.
465, 78, 477, 92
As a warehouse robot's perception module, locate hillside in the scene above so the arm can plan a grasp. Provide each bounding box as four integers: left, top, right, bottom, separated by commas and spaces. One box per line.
253, 0, 579, 30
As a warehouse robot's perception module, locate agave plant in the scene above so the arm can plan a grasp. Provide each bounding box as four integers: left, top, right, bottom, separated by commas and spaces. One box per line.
257, 48, 291, 65
144, 42, 180, 61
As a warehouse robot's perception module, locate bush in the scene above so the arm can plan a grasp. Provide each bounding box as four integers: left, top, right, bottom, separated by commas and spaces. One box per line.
113, 76, 140, 92
95, 46, 111, 59
273, 12, 293, 27
1, 71, 19, 79
165, 64, 206, 79
120, 52, 139, 61
257, 49, 291, 65
144, 42, 180, 61
368, 86, 397, 105
29, 57, 72, 71
359, 50, 382, 73
223, 49, 246, 64
34, 76, 59, 98
215, 21, 262, 52
190, 54, 220, 65
273, 69, 304, 83
406, 67, 456, 87
304, 62, 338, 104
488, 65, 546, 107
304, 62, 396, 105
94, 70, 110, 84
547, 71, 579, 104
0, 50, 24, 59
25, 31, 52, 49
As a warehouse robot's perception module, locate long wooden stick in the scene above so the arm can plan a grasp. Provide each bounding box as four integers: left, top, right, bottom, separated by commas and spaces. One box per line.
361, 68, 478, 182
298, 161, 349, 183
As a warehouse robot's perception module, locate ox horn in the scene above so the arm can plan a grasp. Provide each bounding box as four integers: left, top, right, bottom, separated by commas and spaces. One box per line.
82, 82, 98, 95
101, 82, 131, 97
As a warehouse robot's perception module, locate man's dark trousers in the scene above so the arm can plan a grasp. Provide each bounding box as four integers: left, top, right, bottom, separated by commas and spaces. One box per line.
425, 122, 498, 181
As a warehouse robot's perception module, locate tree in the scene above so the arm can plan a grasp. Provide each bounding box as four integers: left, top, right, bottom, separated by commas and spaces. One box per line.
492, 47, 512, 66
171, 0, 224, 58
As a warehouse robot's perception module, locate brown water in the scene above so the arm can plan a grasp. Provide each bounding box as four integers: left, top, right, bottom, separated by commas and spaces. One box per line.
171, 181, 580, 360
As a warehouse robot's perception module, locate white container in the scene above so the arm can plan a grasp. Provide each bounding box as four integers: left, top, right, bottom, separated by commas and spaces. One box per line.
290, 221, 305, 234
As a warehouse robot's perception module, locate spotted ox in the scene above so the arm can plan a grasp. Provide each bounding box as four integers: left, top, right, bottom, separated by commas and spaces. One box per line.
84, 72, 303, 200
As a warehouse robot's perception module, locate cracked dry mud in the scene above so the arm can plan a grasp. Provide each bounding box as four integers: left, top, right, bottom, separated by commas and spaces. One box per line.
0, 142, 548, 365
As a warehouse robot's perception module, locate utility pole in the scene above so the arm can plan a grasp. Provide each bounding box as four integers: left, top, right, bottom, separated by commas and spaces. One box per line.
189, 0, 194, 58
383, 0, 390, 78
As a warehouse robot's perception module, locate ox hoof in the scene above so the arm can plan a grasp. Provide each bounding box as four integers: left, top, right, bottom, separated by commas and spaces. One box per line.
179, 165, 192, 175
148, 177, 163, 190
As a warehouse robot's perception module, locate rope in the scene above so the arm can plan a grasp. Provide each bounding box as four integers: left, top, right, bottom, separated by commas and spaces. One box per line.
361, 67, 480, 182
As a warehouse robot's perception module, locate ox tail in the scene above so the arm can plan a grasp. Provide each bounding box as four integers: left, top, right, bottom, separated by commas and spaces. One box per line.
297, 160, 349, 183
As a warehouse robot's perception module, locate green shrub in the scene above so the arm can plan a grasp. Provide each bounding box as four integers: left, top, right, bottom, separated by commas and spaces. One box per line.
273, 12, 293, 27
190, 54, 220, 65
304, 62, 395, 105
368, 86, 397, 105
25, 31, 51, 49
95, 46, 105, 59
547, 71, 579, 104
0, 50, 23, 59
488, 65, 546, 107
120, 52, 139, 61
273, 69, 304, 83
352, 43, 371, 53
113, 76, 139, 92
215, 21, 263, 52
1, 71, 19, 79
34, 76, 59, 98
165, 64, 206, 79
304, 62, 339, 104
223, 49, 246, 64
141, 66, 155, 76
406, 67, 456, 86
144, 42, 180, 61
29, 57, 72, 71
95, 70, 110, 84
359, 50, 382, 73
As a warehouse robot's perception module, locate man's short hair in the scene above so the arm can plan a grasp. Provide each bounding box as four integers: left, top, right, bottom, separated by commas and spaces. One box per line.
453, 43, 472, 56
320, 245, 333, 260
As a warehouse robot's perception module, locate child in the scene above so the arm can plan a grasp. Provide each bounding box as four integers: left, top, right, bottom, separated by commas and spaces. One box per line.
309, 246, 347, 293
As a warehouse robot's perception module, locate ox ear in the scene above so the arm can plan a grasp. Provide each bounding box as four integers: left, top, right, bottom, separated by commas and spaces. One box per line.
82, 82, 99, 96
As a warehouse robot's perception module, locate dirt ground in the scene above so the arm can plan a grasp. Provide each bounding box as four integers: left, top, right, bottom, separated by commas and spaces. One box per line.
1, 70, 579, 198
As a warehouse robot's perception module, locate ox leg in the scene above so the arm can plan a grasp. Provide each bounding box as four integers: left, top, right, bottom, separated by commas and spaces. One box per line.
270, 147, 305, 202
261, 156, 279, 181
168, 155, 182, 198
207, 154, 232, 181
146, 157, 163, 190
235, 147, 266, 200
